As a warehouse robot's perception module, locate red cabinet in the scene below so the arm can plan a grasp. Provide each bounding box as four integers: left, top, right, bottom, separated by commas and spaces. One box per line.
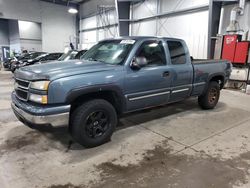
233, 42, 250, 64
221, 35, 239, 62
221, 35, 249, 65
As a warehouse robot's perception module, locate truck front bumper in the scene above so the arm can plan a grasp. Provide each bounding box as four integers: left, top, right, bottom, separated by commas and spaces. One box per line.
11, 92, 70, 127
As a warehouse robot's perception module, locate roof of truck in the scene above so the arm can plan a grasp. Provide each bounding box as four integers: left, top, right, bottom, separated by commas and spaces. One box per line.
102, 36, 184, 42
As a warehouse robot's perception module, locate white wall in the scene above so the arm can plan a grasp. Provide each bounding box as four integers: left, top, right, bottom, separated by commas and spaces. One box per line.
40, 1, 76, 52
18, 21, 42, 52
0, 0, 41, 22
79, 9, 118, 49
19, 21, 41, 40
79, 0, 209, 58
161, 0, 208, 13
160, 11, 208, 59
130, 0, 209, 58
0, 0, 76, 52
219, 1, 250, 40
79, 0, 115, 18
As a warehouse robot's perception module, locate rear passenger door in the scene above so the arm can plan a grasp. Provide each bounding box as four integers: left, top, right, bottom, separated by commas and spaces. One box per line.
166, 40, 193, 102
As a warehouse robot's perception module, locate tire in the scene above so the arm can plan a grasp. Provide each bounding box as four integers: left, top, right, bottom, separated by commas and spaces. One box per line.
70, 99, 117, 148
198, 81, 220, 110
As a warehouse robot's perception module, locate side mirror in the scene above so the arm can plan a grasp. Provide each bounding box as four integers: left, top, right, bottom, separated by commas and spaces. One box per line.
130, 57, 147, 70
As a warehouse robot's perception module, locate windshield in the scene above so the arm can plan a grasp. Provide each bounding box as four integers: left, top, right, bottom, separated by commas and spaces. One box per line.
81, 40, 136, 64
58, 51, 78, 61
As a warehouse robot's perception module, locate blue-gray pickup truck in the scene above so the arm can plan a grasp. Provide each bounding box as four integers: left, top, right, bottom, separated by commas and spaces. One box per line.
12, 37, 232, 147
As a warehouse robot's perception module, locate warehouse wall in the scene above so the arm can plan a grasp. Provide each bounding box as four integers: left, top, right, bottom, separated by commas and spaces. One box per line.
130, 0, 209, 59
79, 0, 117, 49
18, 21, 42, 52
79, 9, 118, 49
0, 0, 76, 52
0, 0, 41, 22
8, 20, 21, 53
0, 19, 9, 47
79, 16, 98, 49
219, 1, 250, 40
80, 0, 115, 18
79, 0, 209, 58
40, 2, 76, 52
5, 20, 42, 52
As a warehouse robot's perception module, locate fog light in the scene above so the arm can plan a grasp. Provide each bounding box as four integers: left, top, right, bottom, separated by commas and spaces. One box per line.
29, 94, 48, 104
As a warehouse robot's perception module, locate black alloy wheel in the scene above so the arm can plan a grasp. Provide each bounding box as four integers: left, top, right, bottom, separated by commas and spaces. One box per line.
70, 99, 117, 148
85, 110, 110, 138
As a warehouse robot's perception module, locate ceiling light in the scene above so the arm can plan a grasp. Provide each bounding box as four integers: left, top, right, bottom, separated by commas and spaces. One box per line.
68, 8, 78, 14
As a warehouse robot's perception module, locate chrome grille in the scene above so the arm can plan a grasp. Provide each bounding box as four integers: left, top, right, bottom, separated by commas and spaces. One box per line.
16, 79, 29, 88
14, 78, 30, 101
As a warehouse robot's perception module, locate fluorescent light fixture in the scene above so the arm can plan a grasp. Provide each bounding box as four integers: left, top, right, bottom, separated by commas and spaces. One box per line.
68, 8, 78, 14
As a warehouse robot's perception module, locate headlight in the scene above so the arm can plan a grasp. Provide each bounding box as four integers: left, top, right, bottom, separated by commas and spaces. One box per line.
29, 94, 48, 104
30, 81, 50, 90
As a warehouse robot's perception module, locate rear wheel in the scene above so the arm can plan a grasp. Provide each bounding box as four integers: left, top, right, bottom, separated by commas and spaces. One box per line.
198, 81, 220, 109
70, 99, 117, 148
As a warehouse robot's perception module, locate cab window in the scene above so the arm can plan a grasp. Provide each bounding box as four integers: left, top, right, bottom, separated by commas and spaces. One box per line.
167, 41, 186, 65
136, 41, 166, 67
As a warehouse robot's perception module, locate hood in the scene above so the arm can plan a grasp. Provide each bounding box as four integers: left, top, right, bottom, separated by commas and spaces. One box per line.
14, 60, 118, 81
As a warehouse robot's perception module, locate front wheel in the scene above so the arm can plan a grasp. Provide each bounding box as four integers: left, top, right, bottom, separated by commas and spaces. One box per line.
70, 99, 117, 148
198, 81, 220, 109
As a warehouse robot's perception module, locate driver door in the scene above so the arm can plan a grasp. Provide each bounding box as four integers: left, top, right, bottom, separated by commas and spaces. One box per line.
124, 40, 172, 111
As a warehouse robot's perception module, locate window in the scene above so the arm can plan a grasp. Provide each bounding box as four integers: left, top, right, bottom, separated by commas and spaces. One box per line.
58, 51, 78, 61
81, 40, 135, 64
136, 41, 166, 66
48, 53, 62, 60
75, 50, 87, 59
167, 41, 186, 65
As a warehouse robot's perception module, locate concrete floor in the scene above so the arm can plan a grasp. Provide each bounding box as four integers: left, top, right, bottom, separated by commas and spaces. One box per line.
1, 70, 250, 188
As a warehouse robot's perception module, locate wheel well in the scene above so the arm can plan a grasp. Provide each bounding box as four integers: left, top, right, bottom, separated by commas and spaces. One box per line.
70, 91, 123, 115
210, 75, 224, 89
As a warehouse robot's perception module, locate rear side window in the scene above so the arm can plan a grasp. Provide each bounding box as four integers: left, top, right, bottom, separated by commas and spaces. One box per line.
167, 41, 186, 65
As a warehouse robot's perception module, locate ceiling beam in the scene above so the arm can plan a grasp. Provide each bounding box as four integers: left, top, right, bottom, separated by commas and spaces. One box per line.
40, 0, 78, 8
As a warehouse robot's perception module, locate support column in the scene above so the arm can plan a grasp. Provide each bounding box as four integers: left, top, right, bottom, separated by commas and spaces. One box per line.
115, 0, 130, 36
208, 0, 222, 59
75, 4, 80, 49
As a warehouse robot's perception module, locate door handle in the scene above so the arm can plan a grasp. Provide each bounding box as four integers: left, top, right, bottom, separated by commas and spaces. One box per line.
163, 71, 170, 77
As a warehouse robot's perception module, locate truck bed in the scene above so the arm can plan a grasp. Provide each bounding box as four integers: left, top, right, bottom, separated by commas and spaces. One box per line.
191, 59, 231, 96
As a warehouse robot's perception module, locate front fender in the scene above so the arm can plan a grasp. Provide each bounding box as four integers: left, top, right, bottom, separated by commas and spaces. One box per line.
47, 70, 125, 105
66, 83, 125, 102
